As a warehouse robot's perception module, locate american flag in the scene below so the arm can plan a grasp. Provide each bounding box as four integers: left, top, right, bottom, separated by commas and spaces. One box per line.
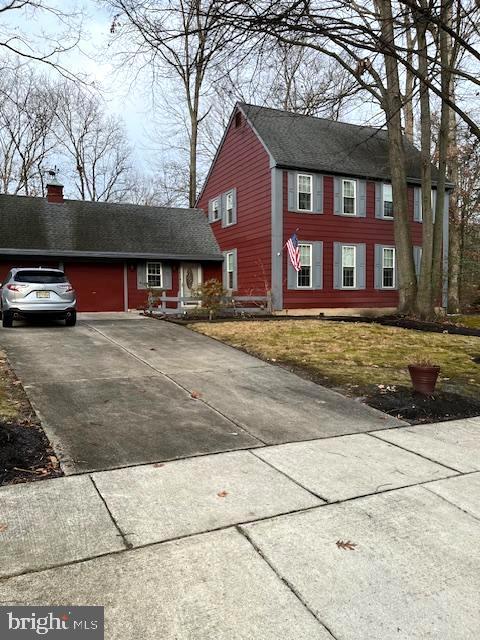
286, 233, 301, 272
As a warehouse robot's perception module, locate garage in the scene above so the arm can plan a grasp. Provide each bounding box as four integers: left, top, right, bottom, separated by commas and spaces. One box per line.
63, 262, 125, 312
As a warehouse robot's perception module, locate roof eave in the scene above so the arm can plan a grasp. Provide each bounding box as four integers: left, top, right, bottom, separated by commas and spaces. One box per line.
0, 249, 224, 261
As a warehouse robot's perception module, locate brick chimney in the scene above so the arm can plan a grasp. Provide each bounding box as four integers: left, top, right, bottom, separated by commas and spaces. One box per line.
46, 170, 64, 203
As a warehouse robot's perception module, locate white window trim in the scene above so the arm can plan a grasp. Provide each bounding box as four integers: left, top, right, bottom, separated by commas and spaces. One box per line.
382, 184, 394, 218
297, 173, 313, 212
297, 243, 313, 289
212, 197, 221, 221
226, 251, 235, 290
342, 179, 357, 216
146, 262, 163, 289
382, 247, 396, 289
225, 191, 234, 226
341, 245, 356, 289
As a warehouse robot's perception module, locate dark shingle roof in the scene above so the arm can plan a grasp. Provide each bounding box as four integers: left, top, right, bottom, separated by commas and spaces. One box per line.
0, 195, 222, 260
240, 103, 438, 183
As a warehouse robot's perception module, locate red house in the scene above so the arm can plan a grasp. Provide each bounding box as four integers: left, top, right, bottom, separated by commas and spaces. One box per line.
197, 103, 448, 315
0, 181, 222, 312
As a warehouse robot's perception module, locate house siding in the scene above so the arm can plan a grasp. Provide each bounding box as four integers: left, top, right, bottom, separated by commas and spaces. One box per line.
283, 174, 424, 309
197, 110, 272, 295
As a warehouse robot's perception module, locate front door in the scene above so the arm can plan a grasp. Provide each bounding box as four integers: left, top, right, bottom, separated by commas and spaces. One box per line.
180, 263, 202, 306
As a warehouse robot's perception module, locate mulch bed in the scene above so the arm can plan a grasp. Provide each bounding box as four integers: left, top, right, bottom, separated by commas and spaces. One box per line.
0, 419, 63, 485
364, 386, 480, 425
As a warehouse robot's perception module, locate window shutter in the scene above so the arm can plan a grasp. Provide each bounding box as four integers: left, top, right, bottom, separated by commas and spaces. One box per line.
162, 264, 172, 290
413, 246, 422, 279
333, 177, 342, 215
374, 244, 383, 289
231, 188, 237, 225
375, 183, 383, 219
220, 193, 227, 228
357, 180, 367, 217
413, 187, 422, 221
232, 249, 238, 291
287, 255, 298, 289
288, 172, 296, 211
313, 175, 324, 213
222, 252, 228, 289
208, 199, 214, 222
137, 263, 147, 290
333, 242, 342, 289
356, 243, 366, 289
312, 241, 323, 289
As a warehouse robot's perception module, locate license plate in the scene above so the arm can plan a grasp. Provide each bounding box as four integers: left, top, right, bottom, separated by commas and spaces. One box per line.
36, 291, 50, 299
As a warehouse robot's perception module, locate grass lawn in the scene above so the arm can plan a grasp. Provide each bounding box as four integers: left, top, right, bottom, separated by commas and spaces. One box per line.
190, 320, 480, 399
454, 314, 480, 330
0, 350, 23, 421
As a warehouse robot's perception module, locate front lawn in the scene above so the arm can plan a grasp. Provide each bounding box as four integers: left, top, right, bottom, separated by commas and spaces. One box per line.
454, 314, 480, 330
190, 320, 480, 408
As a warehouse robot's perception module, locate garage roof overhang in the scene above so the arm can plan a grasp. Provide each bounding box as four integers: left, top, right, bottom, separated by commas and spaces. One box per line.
0, 249, 224, 261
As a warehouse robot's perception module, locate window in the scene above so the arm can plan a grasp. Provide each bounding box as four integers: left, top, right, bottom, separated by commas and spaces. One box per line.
212, 198, 220, 221
383, 184, 393, 218
342, 246, 356, 288
226, 251, 235, 290
235, 112, 242, 128
382, 248, 395, 288
297, 174, 312, 211
297, 243, 312, 288
342, 179, 356, 215
146, 262, 162, 288
226, 192, 234, 225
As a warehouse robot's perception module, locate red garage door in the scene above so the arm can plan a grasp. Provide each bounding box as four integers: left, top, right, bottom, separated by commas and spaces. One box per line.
64, 262, 125, 312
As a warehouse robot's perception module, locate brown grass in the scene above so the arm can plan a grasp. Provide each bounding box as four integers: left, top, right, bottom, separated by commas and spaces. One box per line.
190, 320, 480, 397
0, 350, 25, 420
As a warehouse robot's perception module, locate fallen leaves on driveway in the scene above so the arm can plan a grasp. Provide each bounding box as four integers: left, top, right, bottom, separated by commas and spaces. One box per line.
0, 523, 8, 533
336, 540, 357, 550
217, 490, 228, 498
191, 390, 202, 399
153, 463, 165, 468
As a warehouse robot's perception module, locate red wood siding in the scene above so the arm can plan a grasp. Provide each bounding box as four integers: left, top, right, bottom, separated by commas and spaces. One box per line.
197, 110, 272, 295
283, 174, 423, 309
64, 262, 125, 312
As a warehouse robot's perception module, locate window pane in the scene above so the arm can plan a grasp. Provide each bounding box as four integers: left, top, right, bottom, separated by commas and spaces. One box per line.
342, 246, 355, 267
343, 180, 355, 198
213, 200, 219, 219
299, 244, 311, 266
147, 262, 162, 287
226, 253, 233, 271
383, 184, 392, 202
228, 272, 234, 289
343, 267, 355, 288
383, 268, 394, 288
298, 175, 311, 193
298, 192, 311, 210
383, 248, 394, 268
297, 266, 311, 287
343, 197, 355, 214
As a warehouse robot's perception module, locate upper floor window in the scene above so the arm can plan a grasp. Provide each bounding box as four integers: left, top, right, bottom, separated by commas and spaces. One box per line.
383, 184, 393, 218
342, 179, 356, 215
226, 191, 234, 225
146, 262, 162, 288
382, 247, 395, 288
342, 245, 356, 288
297, 243, 312, 288
226, 251, 235, 289
297, 174, 312, 211
212, 198, 220, 221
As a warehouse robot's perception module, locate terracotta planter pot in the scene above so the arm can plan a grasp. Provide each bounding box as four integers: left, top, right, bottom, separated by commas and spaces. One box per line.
408, 364, 441, 395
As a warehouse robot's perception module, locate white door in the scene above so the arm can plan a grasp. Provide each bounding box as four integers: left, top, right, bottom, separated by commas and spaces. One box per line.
180, 263, 202, 306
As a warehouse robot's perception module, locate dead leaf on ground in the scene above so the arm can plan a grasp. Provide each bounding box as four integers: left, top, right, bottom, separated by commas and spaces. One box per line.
191, 390, 202, 399
217, 490, 228, 498
48, 456, 59, 469
336, 540, 357, 550
153, 463, 165, 468
0, 523, 8, 533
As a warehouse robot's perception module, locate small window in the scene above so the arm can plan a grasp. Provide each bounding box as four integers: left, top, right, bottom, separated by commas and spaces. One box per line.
382, 247, 395, 288
212, 198, 220, 221
297, 243, 312, 288
342, 179, 356, 215
235, 112, 242, 128
342, 246, 356, 288
226, 251, 235, 290
226, 192, 234, 225
146, 262, 162, 288
383, 184, 393, 218
297, 174, 312, 211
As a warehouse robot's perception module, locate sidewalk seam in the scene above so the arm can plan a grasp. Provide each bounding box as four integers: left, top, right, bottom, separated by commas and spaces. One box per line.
88, 475, 132, 550
236, 525, 339, 640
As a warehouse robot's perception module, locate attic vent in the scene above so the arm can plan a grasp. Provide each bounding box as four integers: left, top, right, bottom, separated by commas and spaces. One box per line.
235, 111, 242, 128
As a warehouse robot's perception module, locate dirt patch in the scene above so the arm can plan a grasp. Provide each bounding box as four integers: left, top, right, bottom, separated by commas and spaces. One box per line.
364, 386, 480, 425
0, 351, 62, 486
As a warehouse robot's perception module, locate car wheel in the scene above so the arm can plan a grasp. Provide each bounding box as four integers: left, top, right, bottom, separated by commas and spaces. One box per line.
65, 311, 77, 327
2, 311, 13, 328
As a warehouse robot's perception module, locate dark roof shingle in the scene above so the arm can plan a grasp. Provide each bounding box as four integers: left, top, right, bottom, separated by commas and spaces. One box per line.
240, 103, 438, 183
0, 195, 222, 260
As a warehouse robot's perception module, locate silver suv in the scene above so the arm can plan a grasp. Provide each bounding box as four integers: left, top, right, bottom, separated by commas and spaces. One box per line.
0, 267, 76, 328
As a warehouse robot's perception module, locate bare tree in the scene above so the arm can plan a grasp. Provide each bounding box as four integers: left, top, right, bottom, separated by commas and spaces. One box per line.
53, 83, 133, 202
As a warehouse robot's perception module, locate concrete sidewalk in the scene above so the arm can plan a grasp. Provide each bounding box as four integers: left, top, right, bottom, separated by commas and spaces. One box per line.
1, 417, 479, 639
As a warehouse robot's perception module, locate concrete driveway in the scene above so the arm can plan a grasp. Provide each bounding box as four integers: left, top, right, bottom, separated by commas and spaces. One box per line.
0, 313, 402, 473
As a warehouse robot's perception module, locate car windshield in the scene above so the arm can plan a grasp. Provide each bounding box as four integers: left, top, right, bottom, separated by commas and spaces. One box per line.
14, 270, 67, 284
